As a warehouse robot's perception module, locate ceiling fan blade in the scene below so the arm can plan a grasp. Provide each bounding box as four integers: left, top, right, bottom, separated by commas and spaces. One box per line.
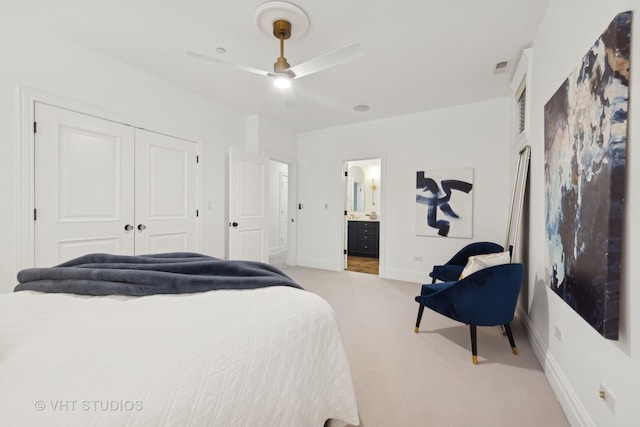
289, 42, 364, 79
187, 51, 270, 77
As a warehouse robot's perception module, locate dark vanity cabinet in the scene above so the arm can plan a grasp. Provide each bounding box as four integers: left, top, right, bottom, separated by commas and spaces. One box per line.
347, 221, 379, 258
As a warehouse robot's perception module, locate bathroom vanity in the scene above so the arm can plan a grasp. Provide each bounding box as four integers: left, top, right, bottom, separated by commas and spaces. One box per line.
347, 220, 379, 258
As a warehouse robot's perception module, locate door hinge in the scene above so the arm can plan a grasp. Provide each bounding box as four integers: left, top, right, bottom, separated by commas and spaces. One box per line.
343, 249, 347, 255
33, 208, 37, 221
196, 210, 199, 217
344, 210, 347, 216
344, 171, 348, 177
196, 155, 199, 164
33, 122, 37, 133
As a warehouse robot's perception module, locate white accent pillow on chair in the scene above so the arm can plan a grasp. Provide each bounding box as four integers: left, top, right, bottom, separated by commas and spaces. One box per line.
459, 251, 511, 279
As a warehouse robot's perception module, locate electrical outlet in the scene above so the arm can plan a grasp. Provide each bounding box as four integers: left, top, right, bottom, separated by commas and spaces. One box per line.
554, 326, 562, 342
599, 383, 616, 413
413, 256, 423, 262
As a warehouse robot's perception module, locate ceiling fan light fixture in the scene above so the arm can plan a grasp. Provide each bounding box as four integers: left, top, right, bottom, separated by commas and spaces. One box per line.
273, 74, 293, 88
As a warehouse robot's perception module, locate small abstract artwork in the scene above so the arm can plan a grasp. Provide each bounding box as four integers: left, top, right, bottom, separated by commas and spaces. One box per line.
415, 168, 473, 238
544, 11, 632, 339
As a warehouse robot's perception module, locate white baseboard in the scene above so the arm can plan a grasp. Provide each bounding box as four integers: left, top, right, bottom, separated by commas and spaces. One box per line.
518, 308, 595, 427
268, 246, 281, 256
296, 257, 340, 272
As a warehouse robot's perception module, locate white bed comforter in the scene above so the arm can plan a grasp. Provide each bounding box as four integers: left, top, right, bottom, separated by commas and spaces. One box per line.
0, 287, 359, 427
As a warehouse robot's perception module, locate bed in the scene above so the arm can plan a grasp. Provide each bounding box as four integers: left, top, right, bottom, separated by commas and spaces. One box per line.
0, 253, 359, 427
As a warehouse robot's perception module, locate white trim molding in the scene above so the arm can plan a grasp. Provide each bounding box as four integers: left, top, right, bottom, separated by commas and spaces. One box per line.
518, 307, 596, 427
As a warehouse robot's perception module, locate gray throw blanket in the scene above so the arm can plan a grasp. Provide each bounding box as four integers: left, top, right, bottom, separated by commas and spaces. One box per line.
15, 252, 302, 296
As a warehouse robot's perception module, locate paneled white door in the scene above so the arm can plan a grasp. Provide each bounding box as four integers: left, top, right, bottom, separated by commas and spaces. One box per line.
228, 147, 268, 262
34, 103, 136, 266
134, 129, 198, 254
34, 103, 199, 267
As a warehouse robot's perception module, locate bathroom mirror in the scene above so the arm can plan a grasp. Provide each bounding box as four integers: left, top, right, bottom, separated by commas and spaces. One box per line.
348, 166, 365, 211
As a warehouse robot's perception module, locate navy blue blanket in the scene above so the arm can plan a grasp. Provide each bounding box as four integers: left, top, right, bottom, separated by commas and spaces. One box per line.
15, 252, 302, 296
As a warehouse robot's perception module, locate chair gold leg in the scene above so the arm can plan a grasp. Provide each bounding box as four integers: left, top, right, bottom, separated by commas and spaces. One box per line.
470, 325, 478, 365
504, 323, 518, 356
414, 304, 425, 333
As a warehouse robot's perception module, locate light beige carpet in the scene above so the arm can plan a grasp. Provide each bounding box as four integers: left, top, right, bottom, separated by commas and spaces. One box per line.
282, 266, 569, 427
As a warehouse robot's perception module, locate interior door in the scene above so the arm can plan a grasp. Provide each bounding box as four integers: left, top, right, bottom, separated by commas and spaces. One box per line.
34, 103, 135, 267
228, 147, 268, 262
134, 129, 199, 254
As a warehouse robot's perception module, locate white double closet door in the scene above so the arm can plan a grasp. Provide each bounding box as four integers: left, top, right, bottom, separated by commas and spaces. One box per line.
34, 103, 199, 267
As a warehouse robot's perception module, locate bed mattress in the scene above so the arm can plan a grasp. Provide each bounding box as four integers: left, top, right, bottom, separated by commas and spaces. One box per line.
0, 286, 359, 426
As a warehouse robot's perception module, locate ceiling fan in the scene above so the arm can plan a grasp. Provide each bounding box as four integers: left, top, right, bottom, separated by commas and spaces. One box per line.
187, 1, 363, 106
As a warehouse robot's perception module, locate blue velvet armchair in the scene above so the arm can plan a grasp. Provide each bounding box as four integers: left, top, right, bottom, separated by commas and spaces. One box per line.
414, 263, 525, 364
429, 241, 504, 283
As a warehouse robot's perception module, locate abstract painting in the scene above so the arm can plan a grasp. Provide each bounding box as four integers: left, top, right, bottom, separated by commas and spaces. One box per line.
416, 168, 473, 238
544, 11, 632, 339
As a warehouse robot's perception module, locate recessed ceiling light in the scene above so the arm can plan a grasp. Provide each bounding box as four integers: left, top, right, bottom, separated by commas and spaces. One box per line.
216, 47, 227, 54
353, 105, 370, 112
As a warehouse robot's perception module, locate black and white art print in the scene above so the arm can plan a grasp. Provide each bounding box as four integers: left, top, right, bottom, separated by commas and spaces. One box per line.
544, 11, 631, 340
415, 168, 473, 238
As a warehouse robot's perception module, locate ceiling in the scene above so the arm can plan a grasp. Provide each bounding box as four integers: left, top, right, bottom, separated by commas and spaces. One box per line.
9, 0, 550, 133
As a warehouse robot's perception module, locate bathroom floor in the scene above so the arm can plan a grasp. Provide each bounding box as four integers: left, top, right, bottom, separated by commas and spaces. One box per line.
346, 256, 379, 275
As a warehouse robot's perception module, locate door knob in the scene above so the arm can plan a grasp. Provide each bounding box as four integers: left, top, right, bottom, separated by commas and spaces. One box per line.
137, 224, 146, 231
124, 224, 133, 231
232, 222, 238, 227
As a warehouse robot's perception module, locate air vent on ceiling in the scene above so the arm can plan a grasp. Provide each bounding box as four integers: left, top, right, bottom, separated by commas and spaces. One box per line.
495, 61, 510, 74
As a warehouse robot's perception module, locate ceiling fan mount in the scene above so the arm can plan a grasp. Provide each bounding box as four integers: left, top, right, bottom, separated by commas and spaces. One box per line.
272, 19, 294, 75
255, 1, 309, 40
272, 19, 292, 40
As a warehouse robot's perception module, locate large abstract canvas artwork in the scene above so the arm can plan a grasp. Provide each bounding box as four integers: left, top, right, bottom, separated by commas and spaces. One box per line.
544, 11, 632, 339
416, 168, 473, 238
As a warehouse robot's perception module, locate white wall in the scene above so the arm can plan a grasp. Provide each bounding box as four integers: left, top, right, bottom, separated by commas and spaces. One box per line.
524, 1, 639, 426
297, 98, 512, 280
0, 22, 247, 293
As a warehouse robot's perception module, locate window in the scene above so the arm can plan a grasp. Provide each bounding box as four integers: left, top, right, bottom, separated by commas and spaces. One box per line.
516, 87, 526, 135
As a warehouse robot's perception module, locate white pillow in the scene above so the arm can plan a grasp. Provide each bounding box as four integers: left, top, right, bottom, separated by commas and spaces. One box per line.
459, 251, 511, 279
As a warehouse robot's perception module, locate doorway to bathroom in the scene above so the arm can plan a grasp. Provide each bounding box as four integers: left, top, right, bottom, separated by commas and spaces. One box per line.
344, 158, 381, 275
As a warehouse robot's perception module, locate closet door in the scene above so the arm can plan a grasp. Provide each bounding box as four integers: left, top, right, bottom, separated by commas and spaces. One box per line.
134, 129, 198, 255
34, 103, 135, 267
